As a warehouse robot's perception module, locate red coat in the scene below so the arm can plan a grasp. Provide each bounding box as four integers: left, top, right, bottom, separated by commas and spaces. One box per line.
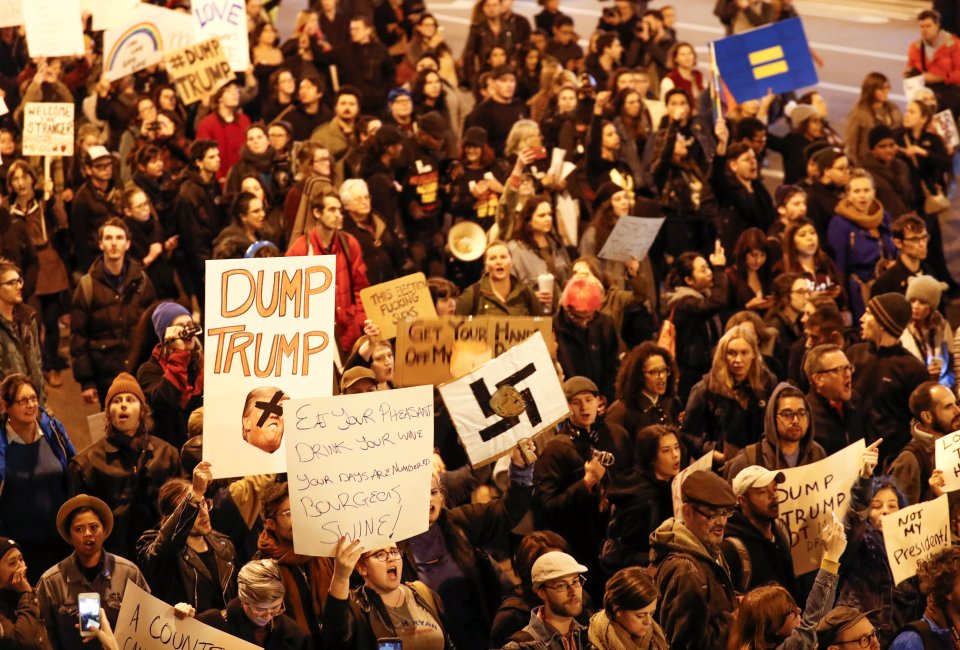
286, 229, 369, 352
195, 110, 251, 179
907, 33, 960, 85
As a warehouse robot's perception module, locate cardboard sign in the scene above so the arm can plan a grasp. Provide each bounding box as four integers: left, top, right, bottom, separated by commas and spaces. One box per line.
193, 0, 249, 73
203, 257, 337, 479
0, 0, 23, 28
882, 494, 951, 585
438, 332, 569, 466
114, 581, 259, 650
597, 216, 666, 263
360, 273, 438, 341
777, 440, 865, 575
23, 0, 85, 57
22, 103, 74, 157
395, 316, 554, 388
935, 430, 960, 493
671, 452, 714, 521
163, 38, 235, 105
284, 386, 434, 556
103, 3, 198, 82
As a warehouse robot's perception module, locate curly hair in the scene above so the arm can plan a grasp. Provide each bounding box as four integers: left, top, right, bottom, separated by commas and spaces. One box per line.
615, 342, 678, 412
917, 545, 960, 610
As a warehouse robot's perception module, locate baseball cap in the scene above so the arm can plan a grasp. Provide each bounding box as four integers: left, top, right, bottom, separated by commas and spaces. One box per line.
731, 466, 785, 497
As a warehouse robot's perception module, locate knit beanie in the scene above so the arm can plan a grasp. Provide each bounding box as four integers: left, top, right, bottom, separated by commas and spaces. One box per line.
789, 104, 819, 129
867, 292, 913, 338
0, 537, 21, 563
152, 302, 191, 340
906, 274, 947, 308
867, 124, 896, 150
105, 372, 146, 407
812, 146, 844, 175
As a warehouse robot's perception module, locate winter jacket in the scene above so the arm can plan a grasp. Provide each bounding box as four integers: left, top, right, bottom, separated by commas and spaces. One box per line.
69, 258, 155, 393
285, 228, 369, 352
710, 151, 777, 253
588, 609, 667, 650
847, 340, 929, 461
136, 346, 204, 450
681, 367, 778, 457
601, 469, 672, 571
67, 429, 181, 560
309, 119, 354, 185
341, 212, 406, 287
805, 181, 844, 244
719, 509, 799, 600
0, 589, 49, 649
827, 202, 896, 320
553, 308, 620, 404
507, 238, 572, 302
806, 389, 865, 456
197, 597, 310, 650
137, 498, 237, 612
901, 318, 955, 389
844, 102, 902, 165
502, 606, 589, 650
724, 382, 829, 478
860, 153, 915, 218
225, 145, 280, 195
455, 273, 547, 317
69, 181, 122, 273
649, 517, 736, 650
604, 394, 681, 438
888, 420, 939, 506
173, 170, 225, 290
315, 42, 396, 113
37, 552, 149, 650
0, 303, 44, 405
195, 111, 252, 180
906, 31, 960, 86
0, 209, 38, 299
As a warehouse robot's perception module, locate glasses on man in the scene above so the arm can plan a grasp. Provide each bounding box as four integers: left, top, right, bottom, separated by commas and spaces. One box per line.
835, 629, 879, 648
817, 363, 854, 376
542, 575, 586, 592
0, 276, 24, 288
777, 409, 810, 422
367, 548, 403, 562
691, 506, 736, 521
12, 395, 39, 407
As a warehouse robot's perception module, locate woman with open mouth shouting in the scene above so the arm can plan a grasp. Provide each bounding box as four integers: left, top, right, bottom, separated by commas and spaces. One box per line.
323, 536, 455, 649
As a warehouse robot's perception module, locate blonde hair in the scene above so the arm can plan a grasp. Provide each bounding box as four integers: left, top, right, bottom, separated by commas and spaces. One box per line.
504, 120, 541, 156
238, 559, 285, 603
705, 325, 767, 396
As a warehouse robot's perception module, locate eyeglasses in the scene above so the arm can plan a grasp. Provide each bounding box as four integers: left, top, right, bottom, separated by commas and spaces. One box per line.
542, 575, 586, 592
367, 548, 402, 562
245, 601, 286, 617
12, 395, 38, 407
817, 363, 854, 376
197, 498, 214, 511
835, 629, 879, 647
691, 506, 736, 521
903, 234, 930, 243
0, 276, 24, 288
644, 368, 670, 378
777, 409, 810, 421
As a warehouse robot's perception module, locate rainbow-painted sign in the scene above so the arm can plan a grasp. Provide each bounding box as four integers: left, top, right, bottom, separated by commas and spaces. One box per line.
102, 3, 196, 82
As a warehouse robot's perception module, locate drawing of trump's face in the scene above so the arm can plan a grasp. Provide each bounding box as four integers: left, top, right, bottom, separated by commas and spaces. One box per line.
242, 387, 288, 454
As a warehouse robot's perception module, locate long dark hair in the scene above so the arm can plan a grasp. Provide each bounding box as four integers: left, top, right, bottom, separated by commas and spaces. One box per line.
732, 227, 772, 291
633, 424, 682, 478
411, 68, 448, 115
615, 342, 678, 411
513, 194, 559, 250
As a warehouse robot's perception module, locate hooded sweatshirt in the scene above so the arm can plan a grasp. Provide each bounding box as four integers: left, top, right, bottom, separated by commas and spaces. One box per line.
649, 517, 736, 650
724, 382, 828, 479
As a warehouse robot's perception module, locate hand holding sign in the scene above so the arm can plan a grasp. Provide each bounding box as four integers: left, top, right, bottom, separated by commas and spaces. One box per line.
935, 431, 960, 493
822, 513, 847, 562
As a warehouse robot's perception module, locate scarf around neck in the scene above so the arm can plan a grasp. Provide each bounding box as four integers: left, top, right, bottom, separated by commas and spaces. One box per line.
835, 197, 884, 231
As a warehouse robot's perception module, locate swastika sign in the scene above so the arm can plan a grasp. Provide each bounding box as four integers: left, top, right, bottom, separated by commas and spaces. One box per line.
438, 331, 569, 466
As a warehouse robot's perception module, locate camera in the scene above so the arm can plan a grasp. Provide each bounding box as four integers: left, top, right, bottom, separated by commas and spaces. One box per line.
172, 322, 202, 341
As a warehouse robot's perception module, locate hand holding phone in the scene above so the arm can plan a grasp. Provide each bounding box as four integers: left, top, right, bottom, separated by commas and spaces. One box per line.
78, 592, 100, 638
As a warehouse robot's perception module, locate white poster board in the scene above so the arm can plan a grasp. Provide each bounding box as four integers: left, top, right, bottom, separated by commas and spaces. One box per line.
22, 103, 74, 157
882, 494, 951, 585
671, 451, 714, 521
203, 257, 336, 478
90, 0, 139, 32
114, 581, 259, 650
0, 0, 23, 28
903, 75, 926, 101
933, 110, 960, 151
22, 0, 85, 57
597, 216, 666, 263
777, 440, 865, 575
935, 430, 960, 493
438, 332, 569, 467
102, 3, 198, 82
193, 0, 249, 73
284, 386, 434, 556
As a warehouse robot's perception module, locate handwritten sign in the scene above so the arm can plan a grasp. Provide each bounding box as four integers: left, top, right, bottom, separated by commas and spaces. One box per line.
284, 386, 433, 556
203, 257, 336, 479
23, 0, 84, 57
193, 0, 249, 73
103, 3, 198, 82
777, 440, 865, 575
934, 430, 960, 493
597, 216, 666, 263
163, 38, 235, 105
671, 452, 714, 521
395, 316, 554, 387
22, 103, 74, 157
86, 0, 139, 31
115, 581, 259, 650
360, 273, 437, 341
883, 494, 951, 585
438, 332, 569, 466
0, 0, 23, 28
933, 110, 960, 151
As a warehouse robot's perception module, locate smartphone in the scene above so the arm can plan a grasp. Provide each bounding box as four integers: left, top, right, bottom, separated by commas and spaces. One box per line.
377, 639, 402, 650
529, 146, 547, 161
78, 593, 100, 637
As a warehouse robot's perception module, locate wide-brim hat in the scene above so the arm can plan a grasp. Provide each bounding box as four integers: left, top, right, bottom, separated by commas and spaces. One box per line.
56, 495, 114, 543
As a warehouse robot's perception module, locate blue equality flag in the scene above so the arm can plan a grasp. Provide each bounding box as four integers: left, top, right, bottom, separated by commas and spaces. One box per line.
712, 17, 818, 103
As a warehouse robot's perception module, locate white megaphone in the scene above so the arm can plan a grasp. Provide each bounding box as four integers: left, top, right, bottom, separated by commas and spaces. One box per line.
447, 221, 487, 262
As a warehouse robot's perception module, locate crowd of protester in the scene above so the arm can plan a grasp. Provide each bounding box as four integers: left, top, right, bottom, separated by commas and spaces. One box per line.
3, 0, 960, 648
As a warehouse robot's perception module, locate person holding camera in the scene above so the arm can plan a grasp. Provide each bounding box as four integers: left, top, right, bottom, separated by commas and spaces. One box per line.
136, 302, 203, 450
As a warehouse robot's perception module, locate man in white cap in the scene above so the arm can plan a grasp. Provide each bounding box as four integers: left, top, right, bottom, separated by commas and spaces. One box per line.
720, 465, 798, 599
502, 551, 590, 649
70, 146, 122, 272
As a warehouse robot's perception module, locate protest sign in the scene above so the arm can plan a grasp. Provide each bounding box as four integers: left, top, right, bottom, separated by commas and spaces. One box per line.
193, 0, 249, 73
598, 216, 666, 263
933, 110, 960, 151
284, 385, 434, 556
438, 332, 569, 466
22, 0, 85, 57
0, 0, 23, 28
360, 273, 438, 341
671, 451, 714, 521
115, 580, 260, 650
903, 75, 925, 101
203, 256, 336, 478
883, 494, 951, 585
164, 38, 235, 105
103, 3, 198, 82
935, 430, 960, 493
86, 0, 139, 31
777, 439, 865, 575
22, 103, 74, 157
395, 316, 554, 387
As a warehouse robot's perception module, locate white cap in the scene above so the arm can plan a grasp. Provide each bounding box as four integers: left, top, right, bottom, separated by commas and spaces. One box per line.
531, 551, 587, 587
86, 145, 112, 163
732, 465, 785, 497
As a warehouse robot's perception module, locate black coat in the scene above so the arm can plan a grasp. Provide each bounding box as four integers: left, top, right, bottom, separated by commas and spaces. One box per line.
198, 598, 310, 650
806, 389, 865, 455
553, 308, 620, 403
137, 348, 204, 450
719, 509, 798, 601
70, 180, 122, 273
